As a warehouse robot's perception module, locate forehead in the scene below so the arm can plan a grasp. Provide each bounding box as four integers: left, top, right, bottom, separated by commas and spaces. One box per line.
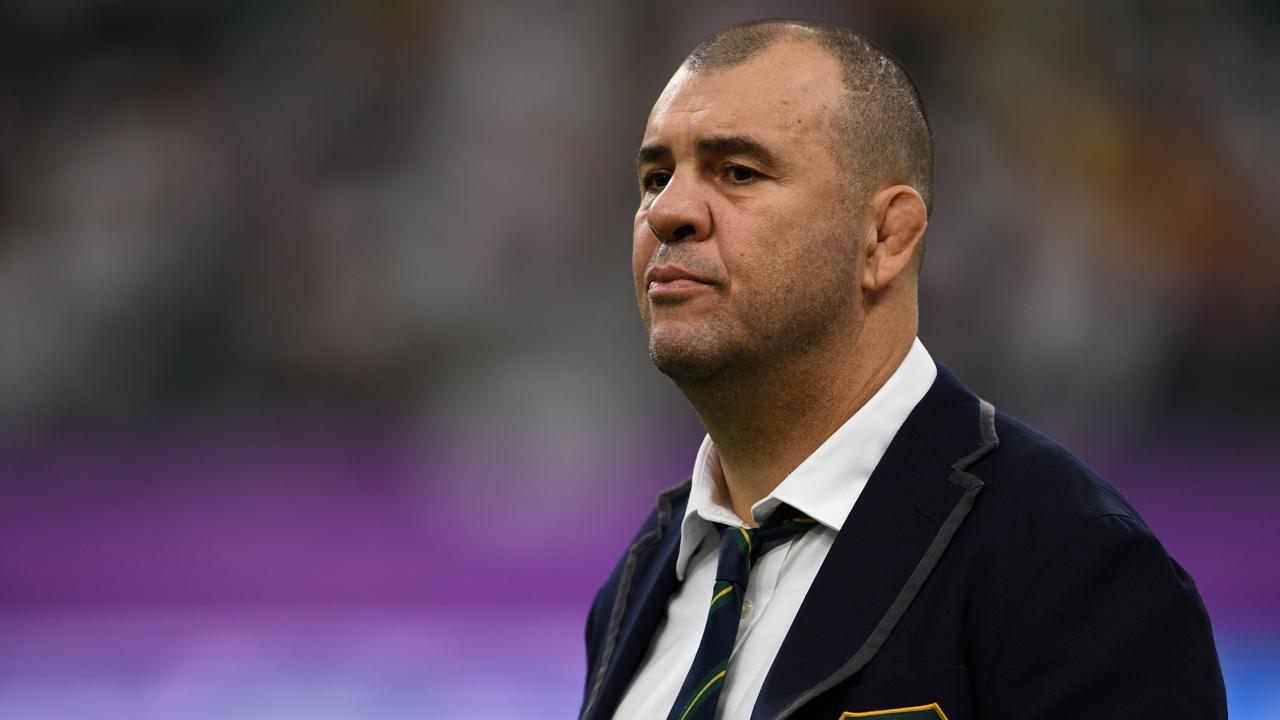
643, 40, 845, 148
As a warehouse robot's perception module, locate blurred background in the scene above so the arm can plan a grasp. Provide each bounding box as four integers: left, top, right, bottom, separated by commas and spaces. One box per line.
0, 0, 1276, 717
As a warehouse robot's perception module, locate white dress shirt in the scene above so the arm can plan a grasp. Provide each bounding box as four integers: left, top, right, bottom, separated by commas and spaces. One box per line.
613, 338, 937, 720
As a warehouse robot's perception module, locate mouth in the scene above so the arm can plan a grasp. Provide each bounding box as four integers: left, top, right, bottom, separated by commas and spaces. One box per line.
645, 263, 716, 300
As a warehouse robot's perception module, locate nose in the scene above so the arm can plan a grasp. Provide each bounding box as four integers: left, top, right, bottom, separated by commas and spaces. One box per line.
645, 174, 711, 244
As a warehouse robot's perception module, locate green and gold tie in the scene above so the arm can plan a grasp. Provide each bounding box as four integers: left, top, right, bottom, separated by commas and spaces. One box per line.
666, 506, 818, 720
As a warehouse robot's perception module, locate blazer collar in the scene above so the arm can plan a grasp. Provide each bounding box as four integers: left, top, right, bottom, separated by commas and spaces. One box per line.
751, 364, 997, 720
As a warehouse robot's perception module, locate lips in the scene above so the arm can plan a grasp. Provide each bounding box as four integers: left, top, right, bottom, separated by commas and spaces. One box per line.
646, 264, 713, 286
645, 263, 716, 301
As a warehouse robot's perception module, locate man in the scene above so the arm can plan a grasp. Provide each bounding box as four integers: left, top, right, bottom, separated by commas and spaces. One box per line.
581, 19, 1226, 720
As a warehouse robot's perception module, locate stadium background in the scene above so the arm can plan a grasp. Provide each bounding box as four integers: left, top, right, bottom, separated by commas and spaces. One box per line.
0, 0, 1276, 717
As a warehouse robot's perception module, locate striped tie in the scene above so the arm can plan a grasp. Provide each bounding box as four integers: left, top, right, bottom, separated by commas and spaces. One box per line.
666, 506, 818, 720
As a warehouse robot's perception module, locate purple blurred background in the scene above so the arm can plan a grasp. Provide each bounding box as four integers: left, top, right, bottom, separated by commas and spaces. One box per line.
1, 1, 1277, 717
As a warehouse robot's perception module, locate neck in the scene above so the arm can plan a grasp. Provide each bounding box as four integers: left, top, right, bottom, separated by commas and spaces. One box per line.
679, 317, 916, 525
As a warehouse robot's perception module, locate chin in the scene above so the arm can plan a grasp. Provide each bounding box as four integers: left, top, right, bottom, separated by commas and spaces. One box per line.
650, 348, 721, 381
647, 326, 732, 382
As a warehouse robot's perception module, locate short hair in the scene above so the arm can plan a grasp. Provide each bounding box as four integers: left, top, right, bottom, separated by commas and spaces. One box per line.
683, 20, 934, 217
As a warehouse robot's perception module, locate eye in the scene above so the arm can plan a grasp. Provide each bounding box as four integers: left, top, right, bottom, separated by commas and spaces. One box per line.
725, 165, 757, 184
642, 170, 672, 192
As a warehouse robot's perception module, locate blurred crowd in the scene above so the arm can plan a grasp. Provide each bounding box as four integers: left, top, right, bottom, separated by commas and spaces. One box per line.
1, 0, 1276, 459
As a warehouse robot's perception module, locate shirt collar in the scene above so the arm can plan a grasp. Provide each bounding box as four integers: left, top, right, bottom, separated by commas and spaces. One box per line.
675, 338, 938, 580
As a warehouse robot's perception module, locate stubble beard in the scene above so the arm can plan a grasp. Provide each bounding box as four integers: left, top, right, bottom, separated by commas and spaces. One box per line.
645, 207, 863, 387
646, 268, 859, 387
647, 315, 739, 383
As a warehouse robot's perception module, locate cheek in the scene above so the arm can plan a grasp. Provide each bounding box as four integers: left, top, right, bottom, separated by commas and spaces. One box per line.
632, 219, 656, 294
717, 214, 787, 293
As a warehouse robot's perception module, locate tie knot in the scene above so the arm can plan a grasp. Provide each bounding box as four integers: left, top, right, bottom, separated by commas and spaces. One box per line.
713, 506, 817, 585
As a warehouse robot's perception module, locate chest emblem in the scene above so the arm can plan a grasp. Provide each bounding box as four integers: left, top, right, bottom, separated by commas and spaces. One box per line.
838, 702, 949, 719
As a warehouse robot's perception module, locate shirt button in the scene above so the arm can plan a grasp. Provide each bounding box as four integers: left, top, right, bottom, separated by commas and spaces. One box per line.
740, 599, 753, 618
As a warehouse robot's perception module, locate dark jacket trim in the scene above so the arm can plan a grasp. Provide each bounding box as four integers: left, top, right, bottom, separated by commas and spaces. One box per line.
952, 399, 999, 473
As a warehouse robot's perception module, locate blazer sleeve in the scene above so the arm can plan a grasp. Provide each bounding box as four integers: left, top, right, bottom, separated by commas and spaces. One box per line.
981, 513, 1227, 718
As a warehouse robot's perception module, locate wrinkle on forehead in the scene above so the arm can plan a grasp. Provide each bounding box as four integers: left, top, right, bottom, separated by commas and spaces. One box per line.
643, 40, 845, 144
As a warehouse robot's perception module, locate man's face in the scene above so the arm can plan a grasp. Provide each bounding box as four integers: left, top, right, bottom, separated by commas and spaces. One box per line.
633, 40, 866, 381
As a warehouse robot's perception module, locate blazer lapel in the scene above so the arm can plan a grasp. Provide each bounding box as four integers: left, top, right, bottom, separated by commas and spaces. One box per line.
582, 481, 688, 720
752, 366, 997, 720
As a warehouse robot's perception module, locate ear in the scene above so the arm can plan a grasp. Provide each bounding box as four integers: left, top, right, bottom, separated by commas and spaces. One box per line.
861, 185, 928, 293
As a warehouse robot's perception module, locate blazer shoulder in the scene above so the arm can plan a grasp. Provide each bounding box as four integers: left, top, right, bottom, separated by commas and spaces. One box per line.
962, 409, 1162, 576
964, 409, 1153, 547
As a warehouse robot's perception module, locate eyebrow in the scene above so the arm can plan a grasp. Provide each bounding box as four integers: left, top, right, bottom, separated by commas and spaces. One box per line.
635, 143, 672, 169
635, 134, 782, 172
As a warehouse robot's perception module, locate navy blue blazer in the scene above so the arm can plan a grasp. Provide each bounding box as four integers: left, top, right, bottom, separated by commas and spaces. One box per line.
581, 364, 1226, 720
